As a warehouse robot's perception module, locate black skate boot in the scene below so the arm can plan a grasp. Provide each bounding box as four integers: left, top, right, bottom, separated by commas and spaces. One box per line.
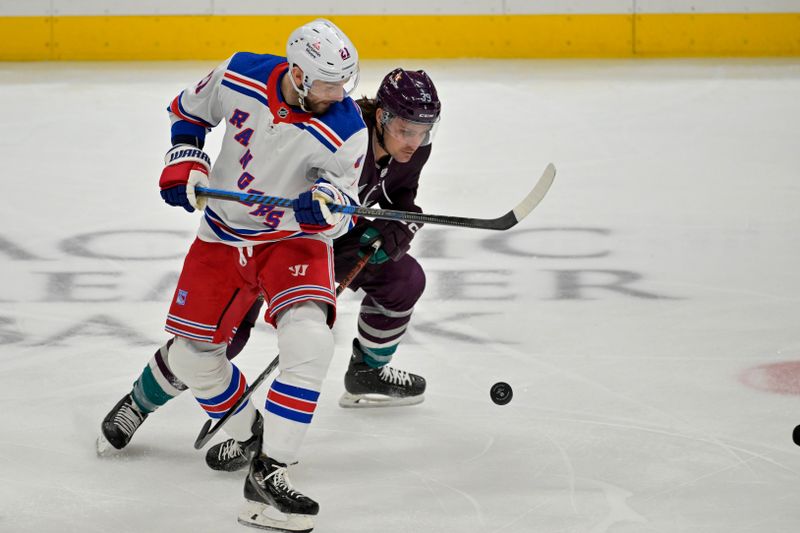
205, 410, 263, 472
339, 339, 426, 408
237, 454, 318, 532
96, 393, 148, 455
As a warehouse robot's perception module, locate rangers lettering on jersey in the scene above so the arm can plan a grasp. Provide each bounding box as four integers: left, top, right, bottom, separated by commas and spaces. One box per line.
239, 150, 254, 169
234, 128, 254, 147
229, 109, 250, 128
167, 52, 367, 247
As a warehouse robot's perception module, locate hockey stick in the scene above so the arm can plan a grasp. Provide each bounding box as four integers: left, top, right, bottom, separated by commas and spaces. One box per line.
196, 163, 556, 231
193, 242, 380, 450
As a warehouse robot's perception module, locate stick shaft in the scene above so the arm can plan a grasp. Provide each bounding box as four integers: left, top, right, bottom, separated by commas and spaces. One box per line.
196, 163, 555, 231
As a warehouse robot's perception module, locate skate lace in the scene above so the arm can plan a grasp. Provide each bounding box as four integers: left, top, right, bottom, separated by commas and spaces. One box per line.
379, 366, 412, 386
113, 403, 145, 437
218, 439, 244, 461
265, 466, 299, 497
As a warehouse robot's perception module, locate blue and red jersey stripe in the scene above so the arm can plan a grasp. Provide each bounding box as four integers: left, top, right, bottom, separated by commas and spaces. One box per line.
165, 313, 217, 342
169, 91, 214, 128
204, 207, 307, 243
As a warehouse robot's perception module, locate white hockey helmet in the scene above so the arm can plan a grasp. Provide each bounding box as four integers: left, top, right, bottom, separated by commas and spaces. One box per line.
286, 19, 360, 106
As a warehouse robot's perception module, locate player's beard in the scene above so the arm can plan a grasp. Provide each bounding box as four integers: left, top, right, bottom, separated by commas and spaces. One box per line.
305, 93, 336, 115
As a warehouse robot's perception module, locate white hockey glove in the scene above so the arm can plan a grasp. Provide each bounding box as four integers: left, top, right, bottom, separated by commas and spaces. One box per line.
186, 171, 210, 211
159, 144, 211, 213
311, 182, 346, 227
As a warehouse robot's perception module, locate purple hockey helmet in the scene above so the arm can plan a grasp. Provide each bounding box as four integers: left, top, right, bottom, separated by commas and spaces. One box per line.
376, 68, 442, 149
377, 68, 440, 124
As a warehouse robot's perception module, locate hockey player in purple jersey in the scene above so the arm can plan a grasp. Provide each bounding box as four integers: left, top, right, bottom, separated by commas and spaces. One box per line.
333, 68, 440, 408
98, 62, 441, 528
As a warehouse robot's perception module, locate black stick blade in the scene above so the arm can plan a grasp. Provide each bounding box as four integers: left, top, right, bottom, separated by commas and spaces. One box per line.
194, 419, 213, 450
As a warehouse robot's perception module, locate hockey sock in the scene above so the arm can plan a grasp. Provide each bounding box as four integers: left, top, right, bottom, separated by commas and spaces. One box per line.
357, 296, 412, 368
265, 301, 333, 463
356, 339, 398, 368
131, 342, 187, 414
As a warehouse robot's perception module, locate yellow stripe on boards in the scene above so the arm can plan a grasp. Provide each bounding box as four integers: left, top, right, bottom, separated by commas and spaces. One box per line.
636, 12, 800, 56
41, 15, 635, 60
0, 13, 798, 61
50, 16, 311, 60
1, 17, 51, 60
345, 15, 634, 59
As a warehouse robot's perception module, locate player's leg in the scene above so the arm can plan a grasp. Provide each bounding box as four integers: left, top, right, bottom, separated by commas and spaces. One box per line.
200, 296, 268, 471
97, 340, 181, 454
169, 336, 259, 433
334, 237, 427, 407
97, 299, 264, 455
239, 238, 336, 529
150, 240, 262, 449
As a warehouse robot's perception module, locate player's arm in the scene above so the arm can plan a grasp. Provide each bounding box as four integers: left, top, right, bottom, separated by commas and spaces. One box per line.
360, 185, 422, 263
159, 58, 231, 212
361, 145, 432, 263
293, 127, 368, 238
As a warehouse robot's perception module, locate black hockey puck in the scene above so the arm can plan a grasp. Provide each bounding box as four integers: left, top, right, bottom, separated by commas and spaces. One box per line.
793, 424, 800, 446
490, 382, 513, 405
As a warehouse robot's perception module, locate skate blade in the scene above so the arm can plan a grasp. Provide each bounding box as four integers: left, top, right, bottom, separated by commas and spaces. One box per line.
237, 500, 314, 532
95, 433, 117, 457
338, 392, 424, 409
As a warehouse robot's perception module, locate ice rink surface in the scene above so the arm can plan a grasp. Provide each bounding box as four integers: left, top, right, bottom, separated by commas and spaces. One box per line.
1, 57, 799, 532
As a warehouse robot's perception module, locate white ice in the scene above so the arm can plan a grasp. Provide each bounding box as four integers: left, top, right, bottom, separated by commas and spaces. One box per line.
1, 57, 799, 533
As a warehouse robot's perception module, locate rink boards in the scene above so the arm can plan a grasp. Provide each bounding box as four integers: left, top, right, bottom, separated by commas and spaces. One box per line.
1, 0, 799, 60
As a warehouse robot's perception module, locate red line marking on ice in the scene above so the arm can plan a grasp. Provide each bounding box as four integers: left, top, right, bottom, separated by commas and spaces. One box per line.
739, 360, 800, 395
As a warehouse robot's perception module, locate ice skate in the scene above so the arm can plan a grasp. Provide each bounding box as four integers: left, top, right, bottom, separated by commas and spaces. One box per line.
206, 411, 263, 472
338, 339, 426, 408
96, 393, 148, 456
237, 454, 318, 532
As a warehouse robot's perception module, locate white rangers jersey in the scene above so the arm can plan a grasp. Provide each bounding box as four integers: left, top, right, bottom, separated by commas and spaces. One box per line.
167, 52, 368, 247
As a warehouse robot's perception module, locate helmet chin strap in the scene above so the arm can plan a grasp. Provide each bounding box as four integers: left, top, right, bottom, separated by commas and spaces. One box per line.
375, 122, 388, 153
288, 67, 312, 112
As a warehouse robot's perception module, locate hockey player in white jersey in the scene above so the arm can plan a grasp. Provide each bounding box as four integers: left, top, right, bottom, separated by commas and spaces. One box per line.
103, 19, 367, 532
99, 66, 443, 465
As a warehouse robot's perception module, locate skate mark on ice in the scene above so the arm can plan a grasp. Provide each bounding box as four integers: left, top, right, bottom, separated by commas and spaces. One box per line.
489, 342, 780, 478
487, 494, 562, 533
529, 411, 800, 476
586, 479, 646, 533
461, 436, 495, 464
639, 454, 762, 503
537, 429, 578, 514
366, 453, 487, 528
